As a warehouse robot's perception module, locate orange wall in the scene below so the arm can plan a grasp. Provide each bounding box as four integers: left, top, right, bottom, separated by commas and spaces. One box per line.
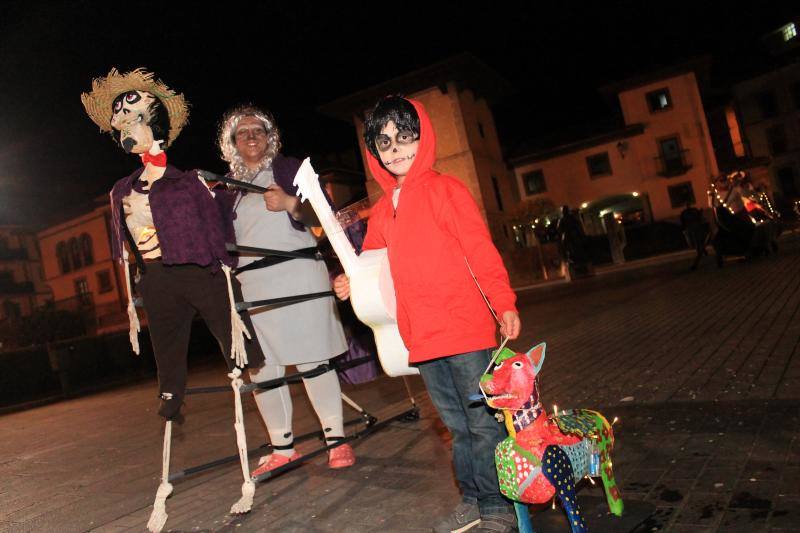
514, 71, 719, 222
37, 206, 125, 310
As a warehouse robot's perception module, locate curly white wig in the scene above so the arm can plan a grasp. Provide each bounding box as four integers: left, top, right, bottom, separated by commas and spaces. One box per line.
217, 104, 282, 180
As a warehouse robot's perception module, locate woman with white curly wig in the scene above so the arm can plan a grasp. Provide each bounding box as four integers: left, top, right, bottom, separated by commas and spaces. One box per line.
218, 105, 355, 476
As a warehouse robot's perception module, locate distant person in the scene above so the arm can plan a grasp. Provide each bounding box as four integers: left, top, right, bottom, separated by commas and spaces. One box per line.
557, 205, 590, 277
680, 202, 709, 270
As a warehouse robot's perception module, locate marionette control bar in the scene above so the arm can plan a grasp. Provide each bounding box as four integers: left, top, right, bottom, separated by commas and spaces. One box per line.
226, 242, 322, 261
133, 290, 334, 312
198, 169, 268, 193
235, 290, 334, 312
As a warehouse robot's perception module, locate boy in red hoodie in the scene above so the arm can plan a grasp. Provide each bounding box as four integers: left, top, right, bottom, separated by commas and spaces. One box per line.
334, 96, 520, 532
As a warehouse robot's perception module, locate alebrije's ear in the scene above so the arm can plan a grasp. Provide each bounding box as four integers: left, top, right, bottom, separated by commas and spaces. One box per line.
525, 343, 546, 374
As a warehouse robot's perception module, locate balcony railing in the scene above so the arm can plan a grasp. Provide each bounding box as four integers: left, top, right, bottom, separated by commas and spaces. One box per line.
655, 149, 692, 177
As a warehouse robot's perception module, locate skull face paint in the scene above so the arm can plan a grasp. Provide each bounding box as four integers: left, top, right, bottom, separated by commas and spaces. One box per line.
110, 90, 158, 154
376, 120, 419, 180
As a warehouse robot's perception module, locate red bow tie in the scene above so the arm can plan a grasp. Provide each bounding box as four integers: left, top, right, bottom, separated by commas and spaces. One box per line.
140, 151, 168, 167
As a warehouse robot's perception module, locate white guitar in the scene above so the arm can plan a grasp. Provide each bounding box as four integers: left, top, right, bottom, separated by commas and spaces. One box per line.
293, 158, 418, 377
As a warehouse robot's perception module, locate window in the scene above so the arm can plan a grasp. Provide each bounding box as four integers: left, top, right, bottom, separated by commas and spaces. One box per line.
757, 91, 778, 119
646, 88, 672, 112
783, 23, 797, 42
668, 182, 695, 209
74, 278, 91, 305
491, 176, 504, 211
586, 152, 612, 178
766, 124, 788, 155
68, 237, 83, 270
97, 270, 113, 293
56, 241, 71, 273
522, 170, 547, 195
657, 136, 688, 176
80, 234, 94, 265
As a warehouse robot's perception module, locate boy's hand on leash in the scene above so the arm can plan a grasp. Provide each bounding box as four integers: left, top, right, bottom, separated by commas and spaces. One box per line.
499, 311, 521, 339
333, 274, 351, 300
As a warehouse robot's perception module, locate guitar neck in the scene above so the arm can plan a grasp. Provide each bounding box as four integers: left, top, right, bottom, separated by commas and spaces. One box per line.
295, 161, 360, 274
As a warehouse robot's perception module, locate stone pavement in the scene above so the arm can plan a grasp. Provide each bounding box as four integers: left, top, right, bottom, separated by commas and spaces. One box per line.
2, 236, 800, 532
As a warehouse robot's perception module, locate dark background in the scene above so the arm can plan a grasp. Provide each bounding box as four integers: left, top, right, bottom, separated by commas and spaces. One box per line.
0, 1, 794, 225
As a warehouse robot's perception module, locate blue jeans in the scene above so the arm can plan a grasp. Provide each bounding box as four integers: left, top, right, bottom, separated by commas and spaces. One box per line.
418, 349, 513, 516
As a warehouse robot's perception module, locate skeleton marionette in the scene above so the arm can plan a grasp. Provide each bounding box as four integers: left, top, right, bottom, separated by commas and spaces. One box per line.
81, 68, 265, 532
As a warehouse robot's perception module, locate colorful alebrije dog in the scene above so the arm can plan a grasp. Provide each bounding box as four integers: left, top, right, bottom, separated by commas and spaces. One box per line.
480, 343, 623, 533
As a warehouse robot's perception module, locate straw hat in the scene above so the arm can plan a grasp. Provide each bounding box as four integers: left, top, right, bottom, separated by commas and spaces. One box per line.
81, 68, 189, 147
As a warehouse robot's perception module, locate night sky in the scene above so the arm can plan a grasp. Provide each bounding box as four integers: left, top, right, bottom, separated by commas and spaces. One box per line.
0, 1, 794, 226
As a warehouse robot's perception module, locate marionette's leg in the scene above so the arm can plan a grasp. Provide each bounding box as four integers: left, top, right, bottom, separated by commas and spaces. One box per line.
139, 267, 206, 531
187, 271, 260, 512
137, 266, 196, 421
192, 267, 264, 371
229, 368, 255, 514
146, 420, 173, 533
296, 361, 355, 468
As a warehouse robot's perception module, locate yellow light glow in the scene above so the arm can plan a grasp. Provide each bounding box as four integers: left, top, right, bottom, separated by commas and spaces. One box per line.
632, 192, 639, 197
581, 202, 588, 209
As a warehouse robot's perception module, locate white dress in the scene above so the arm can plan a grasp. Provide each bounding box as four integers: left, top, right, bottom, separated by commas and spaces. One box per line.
233, 168, 347, 365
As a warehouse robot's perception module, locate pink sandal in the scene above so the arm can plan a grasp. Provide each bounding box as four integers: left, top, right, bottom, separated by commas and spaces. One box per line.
328, 443, 356, 469
250, 451, 301, 479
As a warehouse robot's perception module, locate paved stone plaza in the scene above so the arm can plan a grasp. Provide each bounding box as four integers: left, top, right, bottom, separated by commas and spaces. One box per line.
2, 237, 800, 532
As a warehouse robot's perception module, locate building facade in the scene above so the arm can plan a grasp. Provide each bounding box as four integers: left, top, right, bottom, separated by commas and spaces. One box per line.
732, 61, 800, 202
37, 202, 129, 335
510, 66, 720, 236
0, 226, 51, 321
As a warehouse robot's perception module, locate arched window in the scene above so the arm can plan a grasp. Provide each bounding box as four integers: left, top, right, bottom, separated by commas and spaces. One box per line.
56, 241, 71, 273
69, 237, 83, 270
80, 233, 94, 265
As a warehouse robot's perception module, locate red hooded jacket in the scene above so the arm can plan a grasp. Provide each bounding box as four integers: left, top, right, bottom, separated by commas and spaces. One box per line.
362, 99, 517, 363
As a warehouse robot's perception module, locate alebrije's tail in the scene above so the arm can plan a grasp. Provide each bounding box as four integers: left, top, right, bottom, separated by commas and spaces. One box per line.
587, 410, 624, 516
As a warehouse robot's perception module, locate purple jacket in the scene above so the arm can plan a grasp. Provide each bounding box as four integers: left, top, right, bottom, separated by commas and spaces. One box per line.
110, 164, 235, 269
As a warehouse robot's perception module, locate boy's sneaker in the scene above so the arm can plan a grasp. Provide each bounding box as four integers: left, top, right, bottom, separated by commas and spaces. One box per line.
432, 501, 481, 533
473, 512, 518, 532
250, 452, 301, 479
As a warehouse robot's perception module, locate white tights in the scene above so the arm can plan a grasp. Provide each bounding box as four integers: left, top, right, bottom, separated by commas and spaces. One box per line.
249, 361, 344, 456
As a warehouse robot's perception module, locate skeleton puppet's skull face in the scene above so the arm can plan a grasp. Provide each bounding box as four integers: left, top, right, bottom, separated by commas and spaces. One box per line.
110, 90, 160, 154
